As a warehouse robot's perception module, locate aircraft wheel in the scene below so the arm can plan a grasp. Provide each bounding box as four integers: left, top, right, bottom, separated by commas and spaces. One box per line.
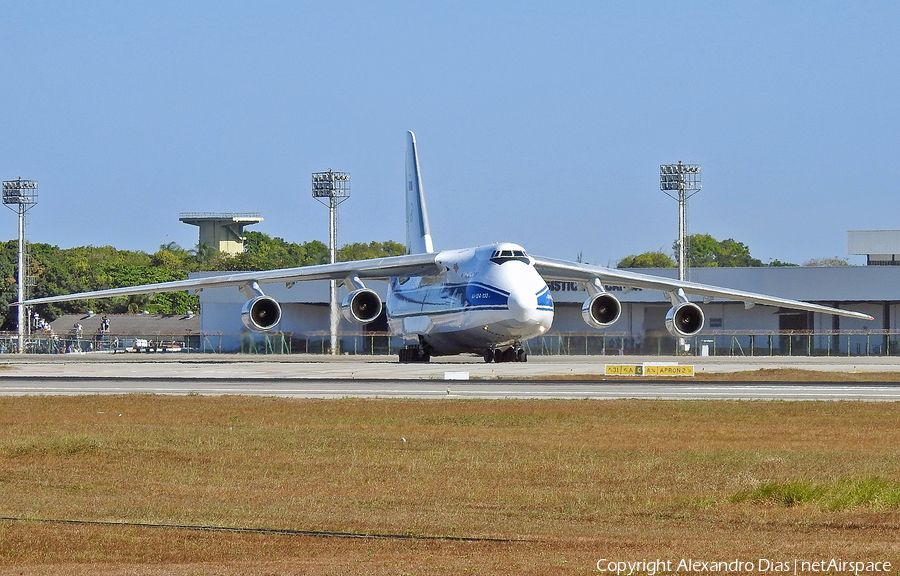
400, 346, 430, 363
483, 349, 494, 363
517, 349, 527, 362
493, 349, 504, 363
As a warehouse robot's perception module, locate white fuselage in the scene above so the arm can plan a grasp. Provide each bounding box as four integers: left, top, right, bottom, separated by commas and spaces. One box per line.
386, 242, 554, 355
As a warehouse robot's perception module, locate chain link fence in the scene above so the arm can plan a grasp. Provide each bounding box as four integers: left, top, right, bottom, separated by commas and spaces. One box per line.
3, 329, 899, 357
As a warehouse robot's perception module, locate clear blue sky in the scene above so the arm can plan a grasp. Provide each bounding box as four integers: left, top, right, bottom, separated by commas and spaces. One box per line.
2, 1, 897, 266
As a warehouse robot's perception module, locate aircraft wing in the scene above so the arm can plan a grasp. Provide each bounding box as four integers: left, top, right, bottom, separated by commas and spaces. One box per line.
531, 256, 874, 321
17, 252, 444, 306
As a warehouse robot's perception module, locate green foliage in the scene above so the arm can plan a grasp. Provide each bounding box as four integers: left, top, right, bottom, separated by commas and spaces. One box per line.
241, 231, 329, 269
618, 234, 764, 269
151, 247, 188, 272
19, 245, 198, 325
680, 233, 763, 267
621, 235, 814, 269
338, 240, 406, 262
191, 243, 220, 265
730, 477, 900, 510
2, 233, 406, 329
731, 480, 826, 507
617, 251, 676, 268
0, 241, 20, 329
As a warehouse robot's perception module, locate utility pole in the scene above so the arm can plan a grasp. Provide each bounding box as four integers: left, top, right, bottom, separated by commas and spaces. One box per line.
660, 161, 701, 280
3, 178, 38, 353
312, 169, 350, 355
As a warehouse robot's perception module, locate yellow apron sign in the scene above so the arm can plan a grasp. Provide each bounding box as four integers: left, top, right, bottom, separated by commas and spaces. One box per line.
605, 365, 694, 377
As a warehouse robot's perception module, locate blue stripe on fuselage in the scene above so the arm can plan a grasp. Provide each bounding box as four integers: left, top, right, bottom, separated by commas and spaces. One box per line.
388, 279, 553, 318
536, 286, 554, 311
464, 281, 508, 308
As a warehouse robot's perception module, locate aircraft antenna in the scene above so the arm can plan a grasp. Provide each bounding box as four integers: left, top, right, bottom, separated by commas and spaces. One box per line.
660, 161, 701, 281
3, 178, 38, 352
312, 169, 351, 355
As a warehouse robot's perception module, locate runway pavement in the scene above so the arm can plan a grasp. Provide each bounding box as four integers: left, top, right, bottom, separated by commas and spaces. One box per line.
2, 376, 900, 400
1, 353, 900, 400
4, 352, 900, 377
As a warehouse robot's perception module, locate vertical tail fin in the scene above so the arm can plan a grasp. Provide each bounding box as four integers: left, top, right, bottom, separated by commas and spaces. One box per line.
405, 130, 434, 254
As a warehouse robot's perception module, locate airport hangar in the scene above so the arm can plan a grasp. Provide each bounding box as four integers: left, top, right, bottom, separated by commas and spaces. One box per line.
191, 230, 900, 355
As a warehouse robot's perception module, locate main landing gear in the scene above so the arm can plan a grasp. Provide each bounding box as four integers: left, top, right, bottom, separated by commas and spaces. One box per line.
399, 342, 431, 363
483, 346, 527, 363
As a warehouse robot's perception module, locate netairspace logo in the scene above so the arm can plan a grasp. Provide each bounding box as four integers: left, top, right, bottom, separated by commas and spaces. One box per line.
595, 558, 893, 575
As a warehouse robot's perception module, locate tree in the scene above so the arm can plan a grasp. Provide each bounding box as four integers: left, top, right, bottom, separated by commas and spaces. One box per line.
618, 234, 787, 270
242, 231, 329, 268
0, 241, 20, 330
617, 251, 676, 268
338, 241, 406, 262
151, 243, 194, 273
190, 243, 219, 265
151, 248, 188, 273
679, 234, 763, 267
803, 257, 849, 267
6, 233, 407, 327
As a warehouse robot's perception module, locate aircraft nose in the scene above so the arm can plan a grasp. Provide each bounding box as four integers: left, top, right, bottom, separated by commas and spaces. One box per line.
507, 288, 539, 323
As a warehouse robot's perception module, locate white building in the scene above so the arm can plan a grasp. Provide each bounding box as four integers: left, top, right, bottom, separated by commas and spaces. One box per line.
848, 230, 900, 266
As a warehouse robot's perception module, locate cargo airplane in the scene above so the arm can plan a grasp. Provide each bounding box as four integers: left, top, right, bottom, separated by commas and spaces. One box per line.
17, 131, 873, 362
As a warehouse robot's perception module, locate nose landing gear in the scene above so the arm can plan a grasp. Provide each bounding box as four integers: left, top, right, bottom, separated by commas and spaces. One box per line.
399, 337, 432, 363
483, 346, 527, 363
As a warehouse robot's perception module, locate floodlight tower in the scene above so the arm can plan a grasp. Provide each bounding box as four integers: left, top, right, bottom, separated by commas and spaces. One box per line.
660, 161, 701, 281
3, 178, 38, 352
312, 169, 350, 355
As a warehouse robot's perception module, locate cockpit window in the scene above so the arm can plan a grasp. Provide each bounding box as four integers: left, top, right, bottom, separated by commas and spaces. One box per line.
490, 249, 531, 265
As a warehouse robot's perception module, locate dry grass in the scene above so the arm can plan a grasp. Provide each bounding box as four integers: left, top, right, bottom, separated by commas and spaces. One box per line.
695, 368, 900, 382
694, 368, 900, 381
2, 396, 900, 574
556, 368, 900, 382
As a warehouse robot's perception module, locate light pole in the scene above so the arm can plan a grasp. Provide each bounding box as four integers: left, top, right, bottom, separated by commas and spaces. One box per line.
660, 161, 701, 281
3, 178, 38, 353
312, 169, 350, 355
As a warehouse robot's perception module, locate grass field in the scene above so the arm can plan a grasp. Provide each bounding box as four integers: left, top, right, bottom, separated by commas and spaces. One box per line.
564, 369, 900, 382
2, 395, 900, 574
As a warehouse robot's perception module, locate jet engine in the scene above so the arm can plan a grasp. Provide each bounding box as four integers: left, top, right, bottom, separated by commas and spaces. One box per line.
581, 292, 622, 328
341, 289, 383, 324
665, 302, 705, 337
241, 295, 283, 331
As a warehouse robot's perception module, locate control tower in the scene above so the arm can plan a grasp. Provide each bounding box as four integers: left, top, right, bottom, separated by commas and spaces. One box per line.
179, 212, 264, 254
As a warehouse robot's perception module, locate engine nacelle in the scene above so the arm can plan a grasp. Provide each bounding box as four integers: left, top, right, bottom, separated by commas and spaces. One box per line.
665, 302, 705, 337
241, 295, 283, 331
581, 292, 622, 328
341, 289, 383, 325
